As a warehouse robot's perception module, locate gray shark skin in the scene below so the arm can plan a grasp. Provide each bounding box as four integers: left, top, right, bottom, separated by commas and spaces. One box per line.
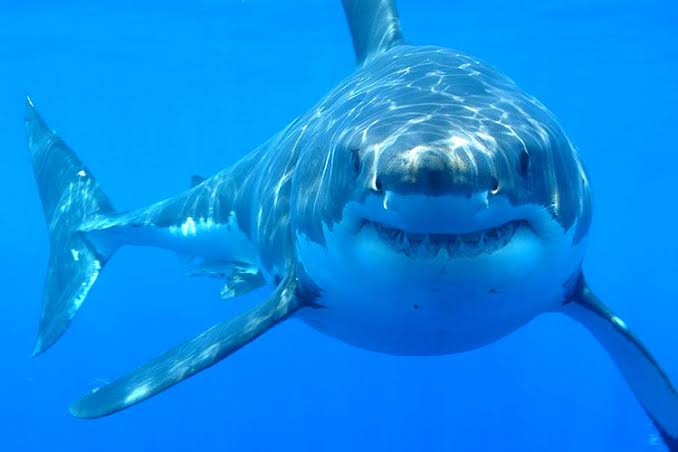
25, 0, 678, 448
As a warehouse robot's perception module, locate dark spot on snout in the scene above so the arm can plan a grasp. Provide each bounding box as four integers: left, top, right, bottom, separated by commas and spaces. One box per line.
412, 304, 420, 310
415, 151, 449, 192
376, 149, 499, 196
378, 151, 453, 194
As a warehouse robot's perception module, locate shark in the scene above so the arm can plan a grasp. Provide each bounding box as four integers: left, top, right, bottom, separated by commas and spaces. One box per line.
26, 0, 678, 448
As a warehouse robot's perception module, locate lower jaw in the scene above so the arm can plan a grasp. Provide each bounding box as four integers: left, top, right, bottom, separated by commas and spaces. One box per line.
365, 219, 528, 259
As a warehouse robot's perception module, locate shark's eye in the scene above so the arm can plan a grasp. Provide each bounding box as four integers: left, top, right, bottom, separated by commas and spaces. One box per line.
350, 147, 362, 174
519, 149, 530, 176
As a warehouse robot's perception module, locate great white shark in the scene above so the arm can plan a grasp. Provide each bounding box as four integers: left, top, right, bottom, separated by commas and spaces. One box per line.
26, 0, 678, 448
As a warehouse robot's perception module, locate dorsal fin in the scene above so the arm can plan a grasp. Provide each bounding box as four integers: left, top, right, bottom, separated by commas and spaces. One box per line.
190, 174, 206, 187
341, 0, 404, 65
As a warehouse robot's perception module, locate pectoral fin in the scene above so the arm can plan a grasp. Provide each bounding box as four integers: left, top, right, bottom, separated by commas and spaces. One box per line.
563, 276, 678, 451
70, 273, 302, 419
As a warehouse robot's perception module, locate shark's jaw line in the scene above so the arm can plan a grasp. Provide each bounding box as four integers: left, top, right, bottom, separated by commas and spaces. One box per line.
362, 218, 527, 259
295, 193, 585, 355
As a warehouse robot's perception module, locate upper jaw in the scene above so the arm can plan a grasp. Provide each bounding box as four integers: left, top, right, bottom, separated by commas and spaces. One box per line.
346, 191, 531, 235
339, 192, 554, 259
360, 217, 529, 259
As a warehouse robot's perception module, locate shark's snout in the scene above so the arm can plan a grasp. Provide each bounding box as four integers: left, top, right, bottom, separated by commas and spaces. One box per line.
374, 146, 499, 197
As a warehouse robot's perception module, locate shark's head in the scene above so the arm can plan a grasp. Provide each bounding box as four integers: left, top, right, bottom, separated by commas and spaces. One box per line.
292, 46, 591, 354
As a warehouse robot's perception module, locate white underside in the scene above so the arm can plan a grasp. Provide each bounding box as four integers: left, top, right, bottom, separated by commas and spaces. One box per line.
296, 197, 585, 355
96, 211, 259, 266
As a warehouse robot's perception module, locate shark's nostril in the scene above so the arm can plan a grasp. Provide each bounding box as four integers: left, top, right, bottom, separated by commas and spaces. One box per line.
490, 177, 499, 194
374, 177, 383, 192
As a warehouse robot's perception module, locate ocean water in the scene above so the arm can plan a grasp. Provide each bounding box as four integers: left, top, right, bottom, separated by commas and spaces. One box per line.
1, 1, 677, 451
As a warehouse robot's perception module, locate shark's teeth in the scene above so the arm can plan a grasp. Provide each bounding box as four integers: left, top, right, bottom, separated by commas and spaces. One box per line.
370, 220, 525, 259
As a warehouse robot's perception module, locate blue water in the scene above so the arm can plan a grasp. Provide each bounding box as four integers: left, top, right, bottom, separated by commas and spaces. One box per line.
1, 1, 677, 450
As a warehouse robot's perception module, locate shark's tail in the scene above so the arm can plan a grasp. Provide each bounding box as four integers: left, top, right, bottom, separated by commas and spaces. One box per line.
26, 98, 119, 356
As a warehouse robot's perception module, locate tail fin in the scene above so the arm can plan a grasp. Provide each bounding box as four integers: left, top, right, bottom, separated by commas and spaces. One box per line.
26, 98, 118, 356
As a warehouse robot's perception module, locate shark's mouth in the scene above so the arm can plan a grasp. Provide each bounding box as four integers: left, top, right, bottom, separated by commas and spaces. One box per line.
365, 219, 527, 258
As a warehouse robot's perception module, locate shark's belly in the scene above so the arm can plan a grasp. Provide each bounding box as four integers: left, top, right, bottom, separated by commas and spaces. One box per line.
296, 226, 584, 355
99, 212, 259, 264
297, 282, 558, 355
